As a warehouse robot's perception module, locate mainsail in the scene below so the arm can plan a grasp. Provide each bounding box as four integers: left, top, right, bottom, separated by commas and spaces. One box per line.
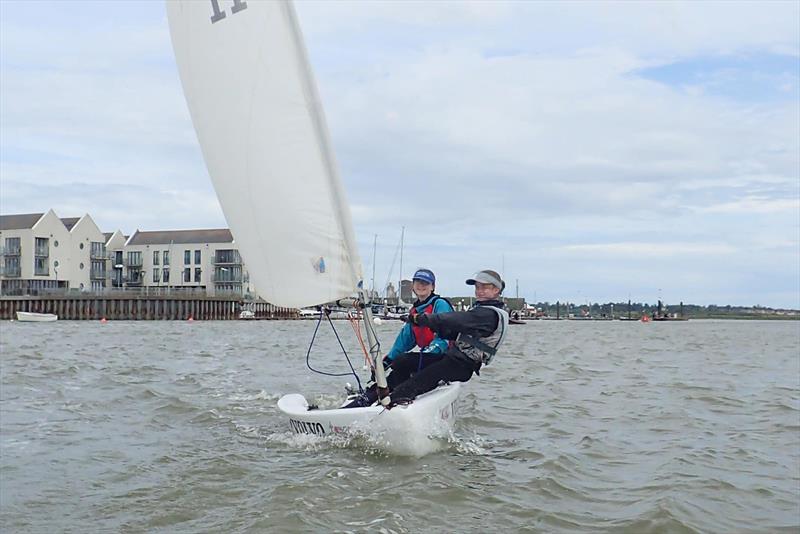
166, 0, 362, 309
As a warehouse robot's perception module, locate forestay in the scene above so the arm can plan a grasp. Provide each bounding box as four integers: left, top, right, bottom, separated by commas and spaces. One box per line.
166, 0, 362, 308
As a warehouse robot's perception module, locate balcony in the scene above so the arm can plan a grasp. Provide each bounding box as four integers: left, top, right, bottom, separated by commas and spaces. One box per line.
90, 250, 107, 260
213, 251, 242, 265
34, 248, 49, 258
213, 273, 243, 283
90, 270, 108, 280
125, 258, 144, 267
3, 248, 21, 257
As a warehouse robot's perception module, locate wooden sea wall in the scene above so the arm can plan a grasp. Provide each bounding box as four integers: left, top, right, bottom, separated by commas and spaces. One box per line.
0, 296, 297, 321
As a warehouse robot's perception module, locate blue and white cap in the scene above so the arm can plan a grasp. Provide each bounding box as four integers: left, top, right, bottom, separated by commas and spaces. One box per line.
412, 268, 435, 285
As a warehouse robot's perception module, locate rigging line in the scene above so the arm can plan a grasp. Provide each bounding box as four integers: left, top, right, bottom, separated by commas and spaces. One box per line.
304, 310, 365, 393
348, 314, 373, 369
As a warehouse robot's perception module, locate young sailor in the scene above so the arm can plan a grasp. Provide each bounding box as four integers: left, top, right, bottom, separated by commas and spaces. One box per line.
384, 269, 509, 406
344, 268, 454, 408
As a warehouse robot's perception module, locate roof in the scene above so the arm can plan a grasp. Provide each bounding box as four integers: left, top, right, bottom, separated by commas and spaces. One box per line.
60, 217, 81, 230
103, 232, 114, 241
0, 213, 44, 230
127, 229, 234, 246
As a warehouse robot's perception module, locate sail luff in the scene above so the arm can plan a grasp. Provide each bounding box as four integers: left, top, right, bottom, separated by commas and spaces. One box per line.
282, 2, 364, 287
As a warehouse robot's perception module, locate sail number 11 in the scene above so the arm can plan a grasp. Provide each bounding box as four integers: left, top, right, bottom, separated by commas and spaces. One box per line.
210, 0, 248, 24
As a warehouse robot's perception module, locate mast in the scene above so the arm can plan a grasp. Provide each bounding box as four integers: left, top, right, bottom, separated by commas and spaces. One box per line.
398, 226, 404, 305
358, 288, 389, 403
371, 234, 377, 298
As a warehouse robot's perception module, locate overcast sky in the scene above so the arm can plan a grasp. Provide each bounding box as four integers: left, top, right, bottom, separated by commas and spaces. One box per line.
1, 1, 798, 308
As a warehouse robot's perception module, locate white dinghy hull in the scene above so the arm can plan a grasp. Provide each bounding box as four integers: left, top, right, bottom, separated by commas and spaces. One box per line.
278, 383, 461, 454
15, 312, 58, 322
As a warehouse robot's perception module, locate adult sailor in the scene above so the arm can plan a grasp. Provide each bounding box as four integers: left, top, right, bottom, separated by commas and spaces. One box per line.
384, 269, 509, 406
344, 268, 453, 408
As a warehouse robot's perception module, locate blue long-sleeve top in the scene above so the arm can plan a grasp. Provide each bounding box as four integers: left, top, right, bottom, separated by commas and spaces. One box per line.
386, 294, 454, 361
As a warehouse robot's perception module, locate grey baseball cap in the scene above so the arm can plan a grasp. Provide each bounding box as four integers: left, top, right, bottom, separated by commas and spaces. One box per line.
465, 269, 505, 290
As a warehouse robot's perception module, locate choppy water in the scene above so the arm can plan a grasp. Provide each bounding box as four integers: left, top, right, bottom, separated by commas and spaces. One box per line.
1, 319, 798, 533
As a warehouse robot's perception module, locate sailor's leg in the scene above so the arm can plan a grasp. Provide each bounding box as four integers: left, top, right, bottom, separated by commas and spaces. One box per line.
389, 355, 475, 402
343, 384, 378, 408
385, 352, 421, 388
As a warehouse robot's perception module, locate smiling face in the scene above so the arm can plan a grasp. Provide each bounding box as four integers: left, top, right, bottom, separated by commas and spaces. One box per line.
412, 280, 434, 301
474, 281, 501, 302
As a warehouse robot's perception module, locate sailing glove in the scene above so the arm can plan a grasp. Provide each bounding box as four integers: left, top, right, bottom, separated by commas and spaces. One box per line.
404, 314, 420, 326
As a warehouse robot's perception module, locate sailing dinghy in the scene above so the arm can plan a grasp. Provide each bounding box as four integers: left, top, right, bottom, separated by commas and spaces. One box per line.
166, 0, 460, 447
15, 311, 58, 322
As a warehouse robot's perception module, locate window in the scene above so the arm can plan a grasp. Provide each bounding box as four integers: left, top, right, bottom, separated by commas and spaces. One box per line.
183, 268, 191, 282
214, 249, 241, 264
54, 260, 59, 267
153, 268, 160, 283
4, 237, 20, 255
194, 250, 201, 264
163, 250, 170, 266
91, 260, 105, 280
79, 242, 84, 250
195, 267, 202, 282
115, 251, 123, 265
184, 250, 191, 264
4, 256, 20, 277
127, 251, 142, 267
79, 262, 84, 270
54, 240, 59, 247
90, 242, 105, 259
35, 237, 49, 257
163, 267, 170, 283
153, 251, 160, 266
34, 257, 48, 276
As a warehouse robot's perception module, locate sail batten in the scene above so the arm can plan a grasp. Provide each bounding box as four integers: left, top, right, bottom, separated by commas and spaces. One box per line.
167, 0, 362, 309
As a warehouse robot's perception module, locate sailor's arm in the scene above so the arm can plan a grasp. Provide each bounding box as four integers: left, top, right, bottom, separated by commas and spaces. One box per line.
414, 308, 497, 338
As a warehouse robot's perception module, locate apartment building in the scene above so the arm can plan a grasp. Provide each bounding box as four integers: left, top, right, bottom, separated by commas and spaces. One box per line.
0, 210, 251, 298
0, 210, 109, 295
123, 229, 248, 297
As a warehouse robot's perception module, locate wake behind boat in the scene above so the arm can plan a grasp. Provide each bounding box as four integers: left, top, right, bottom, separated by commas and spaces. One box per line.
166, 0, 460, 453
15, 311, 58, 322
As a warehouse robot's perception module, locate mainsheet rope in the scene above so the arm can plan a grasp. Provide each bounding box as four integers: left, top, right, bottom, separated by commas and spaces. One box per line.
304, 308, 369, 394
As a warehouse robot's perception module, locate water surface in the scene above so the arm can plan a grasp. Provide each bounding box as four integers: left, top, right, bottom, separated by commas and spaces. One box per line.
1, 319, 798, 532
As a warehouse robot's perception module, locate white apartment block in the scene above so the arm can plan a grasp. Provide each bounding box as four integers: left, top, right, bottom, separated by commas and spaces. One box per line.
122, 228, 249, 297
0, 210, 251, 298
0, 210, 109, 295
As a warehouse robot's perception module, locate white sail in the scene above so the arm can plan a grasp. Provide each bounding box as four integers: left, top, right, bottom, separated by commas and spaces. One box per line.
166, 0, 362, 308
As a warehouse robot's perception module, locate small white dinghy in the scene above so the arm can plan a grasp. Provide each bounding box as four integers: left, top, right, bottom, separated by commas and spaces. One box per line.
278, 383, 460, 436
167, 0, 463, 454
16, 311, 58, 322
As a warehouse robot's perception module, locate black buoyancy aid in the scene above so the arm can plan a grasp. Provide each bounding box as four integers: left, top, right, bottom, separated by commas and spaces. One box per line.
454, 305, 509, 365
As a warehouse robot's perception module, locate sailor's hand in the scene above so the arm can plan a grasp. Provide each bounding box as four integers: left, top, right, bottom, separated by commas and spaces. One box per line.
413, 313, 431, 327
404, 314, 418, 325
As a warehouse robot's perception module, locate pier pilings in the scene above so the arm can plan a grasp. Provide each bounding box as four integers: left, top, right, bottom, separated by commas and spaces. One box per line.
0, 295, 297, 320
